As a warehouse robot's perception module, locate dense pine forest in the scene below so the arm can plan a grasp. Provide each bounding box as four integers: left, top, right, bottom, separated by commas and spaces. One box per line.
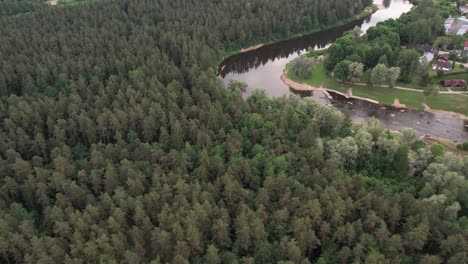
0, 0, 467, 263
0, 0, 40, 16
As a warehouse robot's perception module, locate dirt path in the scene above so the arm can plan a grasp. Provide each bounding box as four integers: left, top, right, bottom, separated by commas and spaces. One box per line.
352, 82, 468, 94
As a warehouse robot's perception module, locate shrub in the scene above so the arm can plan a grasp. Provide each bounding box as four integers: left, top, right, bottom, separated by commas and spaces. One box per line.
457, 142, 468, 150
431, 144, 444, 156
290, 57, 315, 79
436, 70, 445, 78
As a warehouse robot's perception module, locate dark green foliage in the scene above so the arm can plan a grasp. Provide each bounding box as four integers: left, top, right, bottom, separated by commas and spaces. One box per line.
431, 144, 445, 157
0, 0, 38, 17
333, 60, 351, 83
0, 0, 466, 263
325, 0, 444, 83
397, 49, 421, 82
437, 70, 445, 78
457, 142, 468, 151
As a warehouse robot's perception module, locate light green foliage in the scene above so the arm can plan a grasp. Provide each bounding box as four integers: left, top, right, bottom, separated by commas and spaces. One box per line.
431, 144, 445, 157
348, 62, 364, 83
370, 64, 400, 87
370, 64, 389, 86
290, 57, 316, 79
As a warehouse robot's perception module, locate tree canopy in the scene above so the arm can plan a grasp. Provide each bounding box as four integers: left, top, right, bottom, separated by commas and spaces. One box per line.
0, 0, 466, 263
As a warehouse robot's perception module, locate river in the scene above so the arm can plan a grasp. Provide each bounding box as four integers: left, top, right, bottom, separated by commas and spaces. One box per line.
218, 0, 468, 142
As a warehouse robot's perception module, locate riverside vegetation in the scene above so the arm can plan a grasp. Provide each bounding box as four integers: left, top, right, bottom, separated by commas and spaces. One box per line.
0, 0, 468, 263
287, 0, 468, 116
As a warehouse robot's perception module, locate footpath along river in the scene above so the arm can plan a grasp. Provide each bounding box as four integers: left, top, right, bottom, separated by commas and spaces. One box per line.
218, 0, 468, 142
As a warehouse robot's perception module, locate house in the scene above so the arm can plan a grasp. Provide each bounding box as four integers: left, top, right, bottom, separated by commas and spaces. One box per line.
456, 25, 468, 35
412, 44, 438, 64
420, 52, 435, 63
432, 60, 453, 71
438, 52, 450, 62
459, 50, 468, 58
445, 17, 468, 35
439, 79, 467, 88
464, 41, 468, 51
460, 4, 468, 14
445, 18, 455, 33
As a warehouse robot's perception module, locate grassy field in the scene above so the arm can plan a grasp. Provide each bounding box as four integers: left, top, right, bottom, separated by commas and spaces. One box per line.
285, 60, 468, 115
327, 80, 468, 115
286, 63, 326, 87
426, 93, 468, 115
325, 80, 427, 110
437, 72, 468, 81
395, 70, 468, 91
326, 80, 468, 115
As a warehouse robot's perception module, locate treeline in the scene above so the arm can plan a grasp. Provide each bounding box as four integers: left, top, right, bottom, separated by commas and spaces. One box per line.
0, 0, 41, 17
325, 0, 444, 84
0, 0, 467, 263
0, 0, 372, 96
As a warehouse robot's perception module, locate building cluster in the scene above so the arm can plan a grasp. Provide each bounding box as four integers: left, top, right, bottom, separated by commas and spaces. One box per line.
416, 41, 468, 73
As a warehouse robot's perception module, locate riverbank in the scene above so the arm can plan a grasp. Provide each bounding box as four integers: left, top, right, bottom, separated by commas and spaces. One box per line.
283, 65, 468, 119
240, 44, 264, 53
216, 6, 376, 68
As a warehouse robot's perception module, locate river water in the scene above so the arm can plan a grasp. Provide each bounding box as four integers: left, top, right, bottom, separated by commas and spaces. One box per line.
219, 0, 468, 142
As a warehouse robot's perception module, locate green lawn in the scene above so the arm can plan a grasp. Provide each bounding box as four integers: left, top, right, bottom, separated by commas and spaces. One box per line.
286, 61, 468, 115
427, 93, 468, 116
325, 80, 426, 110
396, 71, 468, 91
437, 73, 468, 81
395, 79, 425, 90
286, 63, 326, 87
325, 80, 468, 115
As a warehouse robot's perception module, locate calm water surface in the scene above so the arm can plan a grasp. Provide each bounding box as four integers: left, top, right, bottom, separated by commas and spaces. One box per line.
219, 0, 468, 142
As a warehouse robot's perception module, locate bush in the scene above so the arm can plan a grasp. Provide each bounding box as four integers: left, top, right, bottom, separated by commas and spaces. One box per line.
436, 70, 445, 78
290, 57, 315, 79
431, 144, 444, 157
411, 140, 426, 150
457, 142, 468, 150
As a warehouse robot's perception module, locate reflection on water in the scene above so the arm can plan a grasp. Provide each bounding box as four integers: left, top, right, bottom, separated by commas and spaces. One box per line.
383, 0, 391, 8
219, 0, 413, 98
218, 0, 468, 142
218, 18, 369, 77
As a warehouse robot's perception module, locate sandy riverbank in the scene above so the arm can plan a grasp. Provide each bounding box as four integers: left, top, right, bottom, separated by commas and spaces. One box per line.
280, 70, 332, 99
423, 103, 467, 120
281, 70, 382, 106
240, 44, 264, 53
426, 108, 468, 120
